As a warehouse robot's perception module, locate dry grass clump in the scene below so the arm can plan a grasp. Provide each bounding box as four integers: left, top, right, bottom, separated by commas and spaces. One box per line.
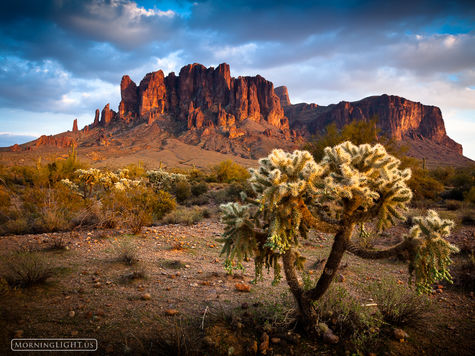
162, 206, 207, 226
2, 251, 55, 287
368, 278, 431, 326
114, 240, 139, 266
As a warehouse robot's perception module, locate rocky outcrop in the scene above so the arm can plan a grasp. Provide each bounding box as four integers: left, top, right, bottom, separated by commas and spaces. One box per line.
34, 135, 76, 148
286, 94, 462, 155
100, 104, 116, 127
93, 109, 100, 127
72, 119, 78, 133
116, 63, 289, 132
119, 75, 139, 117
275, 86, 291, 106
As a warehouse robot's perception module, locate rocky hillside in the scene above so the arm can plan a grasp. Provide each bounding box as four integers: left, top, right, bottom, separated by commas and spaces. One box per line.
2, 63, 470, 168
277, 87, 462, 154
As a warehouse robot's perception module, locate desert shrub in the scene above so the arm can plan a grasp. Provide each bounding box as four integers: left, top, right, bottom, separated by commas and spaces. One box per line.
211, 182, 255, 204
152, 190, 177, 219
154, 318, 204, 356
162, 206, 205, 225
461, 212, 475, 226
449, 253, 475, 292
123, 162, 147, 178
2, 251, 55, 287
191, 181, 208, 196
446, 200, 463, 211
101, 186, 175, 234
174, 180, 192, 203
211, 160, 250, 183
441, 166, 475, 201
368, 278, 431, 326
465, 186, 475, 204
313, 285, 381, 350
408, 167, 444, 200
114, 240, 139, 265
185, 194, 210, 206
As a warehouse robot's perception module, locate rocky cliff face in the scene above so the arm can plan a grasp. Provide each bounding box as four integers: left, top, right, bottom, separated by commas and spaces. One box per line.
115, 63, 289, 133
275, 86, 291, 106
287, 94, 462, 154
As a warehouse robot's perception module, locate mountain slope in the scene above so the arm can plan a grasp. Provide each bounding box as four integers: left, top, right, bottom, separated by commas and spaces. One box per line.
1, 63, 471, 168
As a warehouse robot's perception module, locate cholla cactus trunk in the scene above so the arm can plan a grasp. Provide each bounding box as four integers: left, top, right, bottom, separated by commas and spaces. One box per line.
219, 142, 457, 332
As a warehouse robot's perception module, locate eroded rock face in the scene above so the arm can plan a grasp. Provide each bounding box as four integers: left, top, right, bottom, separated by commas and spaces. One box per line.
287, 94, 462, 154
100, 104, 116, 127
117, 62, 289, 132
119, 75, 138, 117
35, 135, 76, 148
275, 86, 291, 106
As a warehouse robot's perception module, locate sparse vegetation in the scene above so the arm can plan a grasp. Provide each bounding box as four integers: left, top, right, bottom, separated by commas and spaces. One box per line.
162, 206, 207, 225
114, 240, 139, 266
2, 251, 55, 287
368, 278, 431, 326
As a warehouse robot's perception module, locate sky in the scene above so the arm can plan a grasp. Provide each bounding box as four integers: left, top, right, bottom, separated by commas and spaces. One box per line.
0, 0, 474, 159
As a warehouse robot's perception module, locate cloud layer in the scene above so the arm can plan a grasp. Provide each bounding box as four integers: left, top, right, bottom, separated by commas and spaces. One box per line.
0, 0, 474, 157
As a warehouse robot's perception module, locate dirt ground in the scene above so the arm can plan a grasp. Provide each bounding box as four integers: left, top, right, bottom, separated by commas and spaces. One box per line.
0, 219, 474, 355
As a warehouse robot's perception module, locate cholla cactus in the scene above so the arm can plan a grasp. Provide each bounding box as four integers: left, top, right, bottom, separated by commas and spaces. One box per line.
62, 168, 142, 197
147, 169, 188, 192
220, 142, 457, 330
407, 210, 458, 293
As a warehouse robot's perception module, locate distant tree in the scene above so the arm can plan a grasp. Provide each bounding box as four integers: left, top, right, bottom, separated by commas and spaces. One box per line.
220, 142, 458, 332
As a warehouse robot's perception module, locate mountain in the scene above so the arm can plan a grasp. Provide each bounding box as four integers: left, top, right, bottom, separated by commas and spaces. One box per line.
1, 63, 471, 168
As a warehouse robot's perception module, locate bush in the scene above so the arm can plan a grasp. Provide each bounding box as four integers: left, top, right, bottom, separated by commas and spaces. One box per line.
313, 285, 378, 335
114, 240, 139, 266
101, 186, 175, 234
2, 251, 55, 287
162, 206, 206, 225
446, 200, 463, 211
368, 278, 431, 326
191, 182, 208, 196
461, 212, 475, 226
408, 168, 444, 200
211, 160, 250, 183
174, 181, 192, 203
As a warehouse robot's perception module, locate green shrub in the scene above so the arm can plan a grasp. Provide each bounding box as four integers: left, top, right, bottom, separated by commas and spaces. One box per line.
465, 186, 475, 204
2, 251, 55, 287
408, 168, 444, 200
368, 278, 431, 326
211, 160, 250, 183
191, 182, 208, 196
313, 285, 378, 334
101, 186, 175, 234
152, 190, 177, 219
174, 180, 192, 203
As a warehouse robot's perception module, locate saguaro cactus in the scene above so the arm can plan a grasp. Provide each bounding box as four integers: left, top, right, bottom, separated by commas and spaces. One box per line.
220, 142, 458, 330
